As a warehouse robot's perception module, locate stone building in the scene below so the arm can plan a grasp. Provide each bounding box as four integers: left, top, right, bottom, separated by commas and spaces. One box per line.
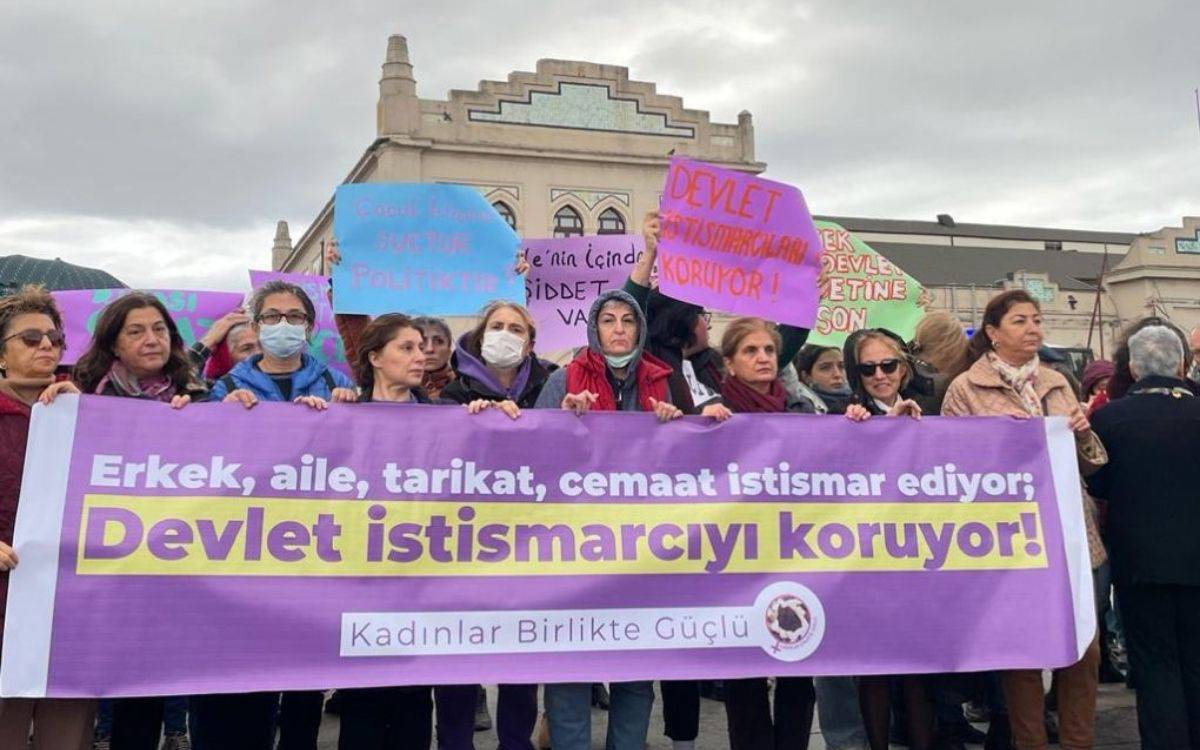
275, 33, 1195, 359
275, 35, 759, 276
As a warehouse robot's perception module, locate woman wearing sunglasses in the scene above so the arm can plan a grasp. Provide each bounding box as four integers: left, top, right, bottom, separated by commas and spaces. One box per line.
843, 329, 923, 422
0, 286, 93, 749
840, 329, 934, 750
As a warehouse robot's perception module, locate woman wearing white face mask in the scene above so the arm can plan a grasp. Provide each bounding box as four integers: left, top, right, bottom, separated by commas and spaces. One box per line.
439, 301, 549, 414
208, 281, 356, 409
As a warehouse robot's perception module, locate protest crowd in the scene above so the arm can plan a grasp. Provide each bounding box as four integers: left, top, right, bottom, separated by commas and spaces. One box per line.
1, 186, 1198, 750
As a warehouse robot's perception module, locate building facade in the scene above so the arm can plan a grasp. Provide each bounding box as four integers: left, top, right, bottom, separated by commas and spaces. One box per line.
277, 34, 1196, 359
276, 35, 760, 276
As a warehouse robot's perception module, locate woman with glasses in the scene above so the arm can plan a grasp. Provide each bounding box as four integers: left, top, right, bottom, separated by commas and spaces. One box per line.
0, 286, 94, 749
208, 280, 356, 408
196, 280, 354, 750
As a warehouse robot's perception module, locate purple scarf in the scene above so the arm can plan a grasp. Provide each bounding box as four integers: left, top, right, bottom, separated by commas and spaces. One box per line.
95, 361, 177, 402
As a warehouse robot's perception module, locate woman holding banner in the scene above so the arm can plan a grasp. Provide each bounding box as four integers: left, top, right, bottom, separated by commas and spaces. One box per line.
439, 300, 550, 410
331, 311, 440, 749
191, 279, 353, 750
534, 288, 681, 750
941, 290, 1105, 750
70, 292, 207, 750
841, 329, 935, 750
0, 286, 93, 750
715, 316, 818, 750
209, 280, 356, 408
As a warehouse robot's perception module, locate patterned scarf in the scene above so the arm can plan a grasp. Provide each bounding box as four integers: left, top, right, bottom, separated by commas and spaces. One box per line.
986, 352, 1042, 416
422, 364, 456, 400
95, 361, 177, 402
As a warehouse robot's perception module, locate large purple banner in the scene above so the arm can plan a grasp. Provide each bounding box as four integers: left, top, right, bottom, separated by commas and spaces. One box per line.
1, 396, 1094, 697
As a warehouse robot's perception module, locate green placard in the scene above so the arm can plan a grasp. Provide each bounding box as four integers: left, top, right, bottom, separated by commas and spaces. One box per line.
806, 221, 930, 347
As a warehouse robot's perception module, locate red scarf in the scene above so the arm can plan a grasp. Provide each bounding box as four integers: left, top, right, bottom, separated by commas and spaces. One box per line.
721, 375, 787, 413
564, 348, 672, 412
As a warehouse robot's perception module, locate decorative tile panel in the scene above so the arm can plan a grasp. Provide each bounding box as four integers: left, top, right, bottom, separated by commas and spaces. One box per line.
469, 83, 694, 137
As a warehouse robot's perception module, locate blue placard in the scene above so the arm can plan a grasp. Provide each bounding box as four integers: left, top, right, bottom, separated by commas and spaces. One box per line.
332, 183, 523, 315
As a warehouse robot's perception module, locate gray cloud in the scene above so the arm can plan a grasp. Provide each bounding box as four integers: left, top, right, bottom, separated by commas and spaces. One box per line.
0, 0, 1196, 288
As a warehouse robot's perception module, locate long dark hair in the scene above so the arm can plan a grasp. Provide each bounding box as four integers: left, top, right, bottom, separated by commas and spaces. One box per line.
73, 292, 200, 395
647, 290, 703, 353
354, 313, 421, 397
968, 290, 1040, 363
1108, 316, 1189, 399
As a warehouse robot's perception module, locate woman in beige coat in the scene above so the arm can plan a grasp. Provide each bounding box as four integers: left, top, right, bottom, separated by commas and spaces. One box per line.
942, 290, 1105, 750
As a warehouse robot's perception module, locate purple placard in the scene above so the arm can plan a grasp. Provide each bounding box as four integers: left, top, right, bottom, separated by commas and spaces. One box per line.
523, 235, 643, 351
2, 397, 1094, 697
51, 289, 245, 366
249, 270, 352, 379
657, 157, 823, 327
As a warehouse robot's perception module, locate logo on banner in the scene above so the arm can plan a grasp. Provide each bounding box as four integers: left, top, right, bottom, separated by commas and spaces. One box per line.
754, 582, 825, 662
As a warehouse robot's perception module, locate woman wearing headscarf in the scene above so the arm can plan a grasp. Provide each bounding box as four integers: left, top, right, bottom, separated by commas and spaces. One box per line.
0, 286, 91, 749
71, 292, 207, 750
534, 288, 681, 750
717, 316, 817, 750
941, 290, 1106, 750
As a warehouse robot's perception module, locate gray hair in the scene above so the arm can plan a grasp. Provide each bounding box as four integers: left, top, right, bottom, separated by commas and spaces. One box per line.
1129, 325, 1185, 379
249, 280, 315, 326
226, 322, 254, 347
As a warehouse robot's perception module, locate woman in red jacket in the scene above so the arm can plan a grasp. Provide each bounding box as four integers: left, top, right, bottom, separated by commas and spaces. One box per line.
0, 286, 89, 749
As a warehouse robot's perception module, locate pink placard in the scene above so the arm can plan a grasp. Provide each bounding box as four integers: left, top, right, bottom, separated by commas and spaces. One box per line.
657, 157, 822, 327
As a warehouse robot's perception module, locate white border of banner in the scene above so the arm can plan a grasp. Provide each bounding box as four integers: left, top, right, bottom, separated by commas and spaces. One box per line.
1043, 416, 1097, 660
0, 395, 80, 697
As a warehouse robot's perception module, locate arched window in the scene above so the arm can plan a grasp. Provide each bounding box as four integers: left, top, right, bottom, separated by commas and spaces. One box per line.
492, 201, 517, 230
553, 205, 584, 238
597, 207, 626, 235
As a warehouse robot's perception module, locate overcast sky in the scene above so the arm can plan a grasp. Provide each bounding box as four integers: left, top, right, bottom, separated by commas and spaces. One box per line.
1, 0, 1197, 290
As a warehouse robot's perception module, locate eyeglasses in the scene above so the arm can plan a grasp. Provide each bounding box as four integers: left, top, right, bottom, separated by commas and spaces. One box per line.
700, 312, 713, 324
257, 312, 310, 325
3, 329, 66, 349
856, 359, 901, 376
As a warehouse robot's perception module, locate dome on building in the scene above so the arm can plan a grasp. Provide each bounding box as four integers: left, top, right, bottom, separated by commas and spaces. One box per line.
0, 254, 127, 295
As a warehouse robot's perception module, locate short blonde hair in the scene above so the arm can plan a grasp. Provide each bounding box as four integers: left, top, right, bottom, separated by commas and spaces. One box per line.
855, 331, 912, 389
